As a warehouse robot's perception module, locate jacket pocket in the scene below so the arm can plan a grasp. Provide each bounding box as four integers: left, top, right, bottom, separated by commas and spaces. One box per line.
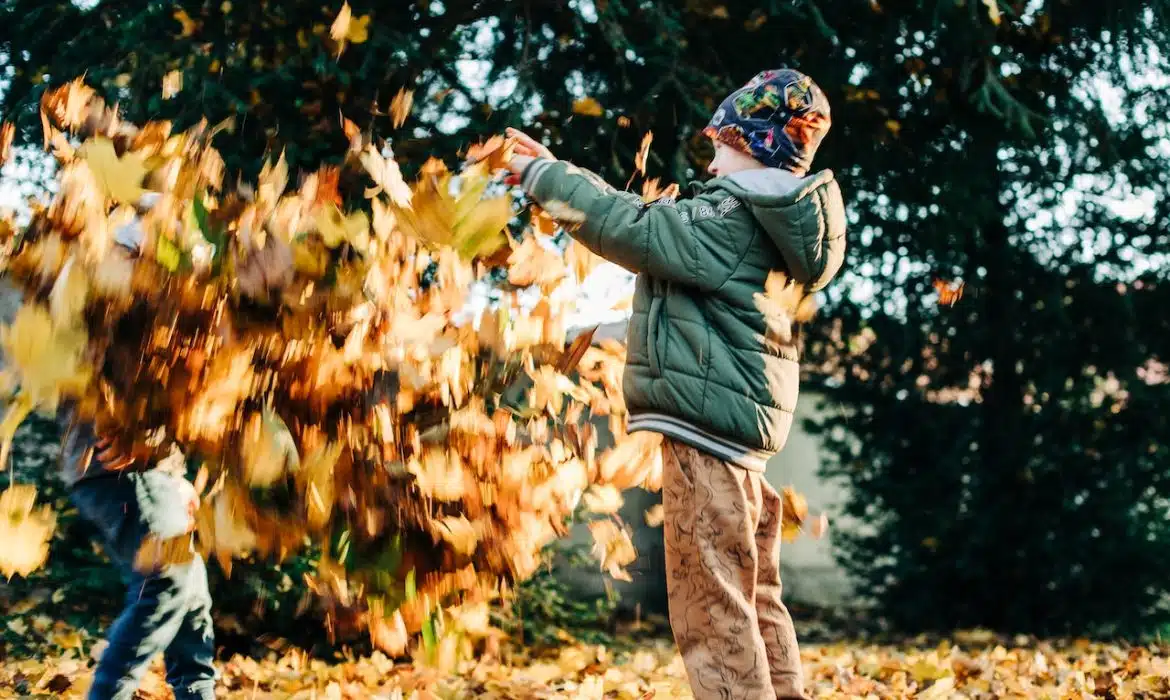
646, 295, 664, 377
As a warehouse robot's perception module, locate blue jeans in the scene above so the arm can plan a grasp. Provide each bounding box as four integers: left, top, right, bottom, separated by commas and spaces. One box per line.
69, 471, 217, 700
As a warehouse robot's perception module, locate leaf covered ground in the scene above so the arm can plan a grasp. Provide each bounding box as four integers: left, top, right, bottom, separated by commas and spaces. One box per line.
5, 606, 1170, 700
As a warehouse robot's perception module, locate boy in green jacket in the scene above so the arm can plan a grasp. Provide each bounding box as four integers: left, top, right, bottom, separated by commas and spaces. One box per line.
507, 69, 845, 699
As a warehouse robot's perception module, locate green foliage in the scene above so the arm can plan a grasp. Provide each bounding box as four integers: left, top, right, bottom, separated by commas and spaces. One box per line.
495, 546, 622, 649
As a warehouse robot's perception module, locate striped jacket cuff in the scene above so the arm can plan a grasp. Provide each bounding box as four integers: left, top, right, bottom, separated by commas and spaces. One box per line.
520, 158, 556, 194
628, 412, 773, 472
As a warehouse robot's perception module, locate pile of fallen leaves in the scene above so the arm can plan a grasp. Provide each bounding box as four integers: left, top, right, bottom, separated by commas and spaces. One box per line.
0, 79, 817, 660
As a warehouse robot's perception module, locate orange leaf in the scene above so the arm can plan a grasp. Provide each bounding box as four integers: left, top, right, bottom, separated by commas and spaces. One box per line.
634, 131, 653, 176
0, 122, 13, 168
572, 97, 604, 117
390, 88, 414, 129
933, 278, 965, 307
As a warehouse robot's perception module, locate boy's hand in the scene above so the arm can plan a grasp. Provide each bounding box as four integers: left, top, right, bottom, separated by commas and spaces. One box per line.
506, 128, 555, 160
504, 154, 536, 186
504, 128, 554, 186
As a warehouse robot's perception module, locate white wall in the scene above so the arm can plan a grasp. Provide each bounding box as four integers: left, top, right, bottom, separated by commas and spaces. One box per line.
764, 390, 857, 608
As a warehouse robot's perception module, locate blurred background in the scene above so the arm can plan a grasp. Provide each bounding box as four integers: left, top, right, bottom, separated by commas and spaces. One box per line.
1, 0, 1167, 649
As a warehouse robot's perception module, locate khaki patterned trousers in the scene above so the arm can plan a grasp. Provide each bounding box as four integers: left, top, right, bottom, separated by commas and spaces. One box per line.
662, 438, 807, 700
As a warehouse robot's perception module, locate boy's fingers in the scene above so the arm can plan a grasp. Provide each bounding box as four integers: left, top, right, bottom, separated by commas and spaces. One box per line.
507, 128, 541, 149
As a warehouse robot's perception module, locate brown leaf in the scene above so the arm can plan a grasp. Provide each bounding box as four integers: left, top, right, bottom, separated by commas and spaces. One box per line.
556, 326, 597, 374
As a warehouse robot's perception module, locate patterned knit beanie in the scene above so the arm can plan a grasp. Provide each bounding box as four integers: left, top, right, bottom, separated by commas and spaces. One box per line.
703, 69, 831, 175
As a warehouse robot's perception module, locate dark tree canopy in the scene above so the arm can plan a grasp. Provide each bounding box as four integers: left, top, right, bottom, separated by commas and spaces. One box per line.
3, 0, 1169, 634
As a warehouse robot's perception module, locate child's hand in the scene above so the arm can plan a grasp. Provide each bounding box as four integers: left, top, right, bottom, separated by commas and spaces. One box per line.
503, 128, 555, 186
504, 154, 535, 186
506, 128, 555, 160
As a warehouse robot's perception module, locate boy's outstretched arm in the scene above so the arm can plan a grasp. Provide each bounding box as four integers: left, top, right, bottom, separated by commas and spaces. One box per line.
518, 158, 744, 292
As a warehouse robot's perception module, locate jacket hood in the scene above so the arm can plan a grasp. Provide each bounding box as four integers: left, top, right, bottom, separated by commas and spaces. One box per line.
708, 168, 846, 291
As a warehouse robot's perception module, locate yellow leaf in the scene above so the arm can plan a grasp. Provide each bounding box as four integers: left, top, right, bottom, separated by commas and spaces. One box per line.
77, 137, 147, 205
330, 2, 353, 45
291, 238, 329, 279
982, 0, 1002, 24
527, 365, 584, 415
48, 255, 89, 327
258, 150, 289, 203
588, 519, 636, 582
780, 486, 809, 542
316, 204, 370, 251
0, 485, 57, 579
599, 431, 663, 491
347, 14, 370, 44
0, 304, 90, 413
299, 441, 343, 530
359, 144, 412, 206
390, 89, 414, 129
573, 97, 604, 117
162, 70, 183, 100
507, 234, 566, 289
407, 449, 466, 502
583, 484, 624, 515
644, 503, 665, 527
433, 515, 478, 556
240, 409, 300, 487
174, 9, 197, 37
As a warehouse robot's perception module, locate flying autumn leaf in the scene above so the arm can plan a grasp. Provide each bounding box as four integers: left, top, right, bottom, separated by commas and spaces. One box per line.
572, 97, 604, 117
982, 0, 1002, 24
434, 515, 479, 556
556, 325, 598, 374
316, 204, 371, 251
173, 8, 197, 37
0, 122, 13, 168
0, 485, 57, 579
341, 114, 362, 152
780, 485, 809, 542
162, 70, 183, 100
330, 2, 370, 55
588, 519, 636, 582
240, 409, 300, 487
754, 270, 817, 344
359, 144, 412, 206
77, 137, 148, 205
465, 135, 515, 172
934, 278, 965, 306
389, 88, 414, 129
331, 3, 352, 42
582, 484, 624, 515
642, 178, 679, 204
634, 131, 653, 176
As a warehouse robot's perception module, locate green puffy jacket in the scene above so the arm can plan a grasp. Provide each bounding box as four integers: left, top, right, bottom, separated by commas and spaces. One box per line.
522, 159, 846, 471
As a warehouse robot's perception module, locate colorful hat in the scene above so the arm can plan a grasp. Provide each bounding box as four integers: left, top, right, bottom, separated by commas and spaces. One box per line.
703, 69, 831, 175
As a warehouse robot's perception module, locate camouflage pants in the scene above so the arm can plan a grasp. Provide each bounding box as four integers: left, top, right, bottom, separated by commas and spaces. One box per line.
662, 438, 807, 700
